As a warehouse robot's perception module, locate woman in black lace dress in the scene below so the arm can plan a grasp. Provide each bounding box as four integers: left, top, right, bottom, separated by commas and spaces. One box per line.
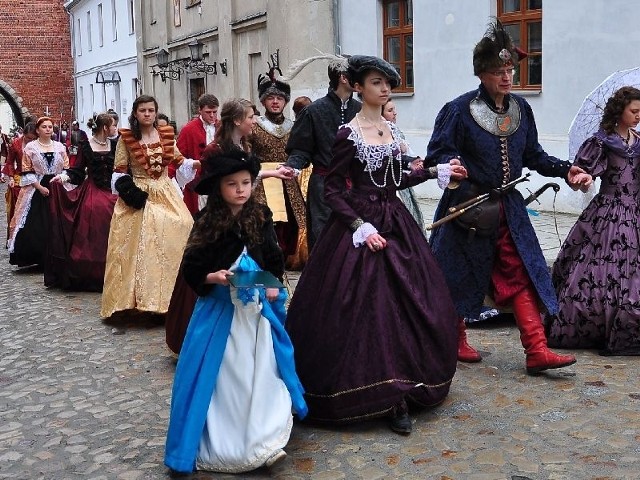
45, 113, 118, 291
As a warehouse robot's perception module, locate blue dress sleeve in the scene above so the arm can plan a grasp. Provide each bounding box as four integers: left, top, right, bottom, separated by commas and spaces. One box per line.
426, 102, 464, 168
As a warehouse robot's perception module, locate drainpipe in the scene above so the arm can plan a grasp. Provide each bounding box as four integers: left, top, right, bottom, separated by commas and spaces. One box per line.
63, 2, 78, 124
333, 0, 341, 55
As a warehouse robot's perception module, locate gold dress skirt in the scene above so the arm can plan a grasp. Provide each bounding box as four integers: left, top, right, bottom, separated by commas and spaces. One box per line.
100, 169, 193, 318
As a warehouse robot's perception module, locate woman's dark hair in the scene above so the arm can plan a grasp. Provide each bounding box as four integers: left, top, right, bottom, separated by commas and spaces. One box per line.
157, 113, 170, 124
600, 86, 640, 134
107, 109, 119, 123
86, 112, 114, 134
214, 98, 253, 152
128, 94, 159, 140
22, 122, 37, 139
185, 175, 266, 252
292, 96, 312, 118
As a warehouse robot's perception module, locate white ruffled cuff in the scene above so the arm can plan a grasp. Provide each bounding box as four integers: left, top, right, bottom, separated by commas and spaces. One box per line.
54, 172, 70, 183
111, 172, 127, 194
20, 173, 38, 187
175, 158, 198, 189
437, 163, 452, 190
352, 222, 378, 248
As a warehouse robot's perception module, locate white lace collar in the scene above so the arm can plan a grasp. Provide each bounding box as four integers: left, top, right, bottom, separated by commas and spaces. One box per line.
343, 121, 403, 172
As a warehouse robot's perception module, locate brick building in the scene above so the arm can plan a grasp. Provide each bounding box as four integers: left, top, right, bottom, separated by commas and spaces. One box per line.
0, 0, 73, 127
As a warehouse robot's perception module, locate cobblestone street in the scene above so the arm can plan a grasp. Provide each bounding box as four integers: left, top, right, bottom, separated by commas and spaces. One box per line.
0, 184, 638, 480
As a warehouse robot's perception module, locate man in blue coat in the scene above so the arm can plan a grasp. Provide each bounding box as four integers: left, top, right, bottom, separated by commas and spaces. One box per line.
427, 19, 592, 374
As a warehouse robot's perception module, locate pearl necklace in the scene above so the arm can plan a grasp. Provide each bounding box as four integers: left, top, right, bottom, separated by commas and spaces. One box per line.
37, 139, 53, 148
92, 135, 108, 146
367, 151, 402, 188
354, 115, 402, 188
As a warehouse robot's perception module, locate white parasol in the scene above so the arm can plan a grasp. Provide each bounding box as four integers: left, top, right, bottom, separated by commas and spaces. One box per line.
568, 66, 640, 159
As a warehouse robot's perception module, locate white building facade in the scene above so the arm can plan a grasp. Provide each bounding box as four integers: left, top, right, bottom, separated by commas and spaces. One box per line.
337, 0, 640, 212
64, 0, 139, 128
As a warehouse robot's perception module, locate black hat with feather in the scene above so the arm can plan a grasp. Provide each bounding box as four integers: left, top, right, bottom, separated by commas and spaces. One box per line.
473, 18, 528, 76
257, 50, 291, 103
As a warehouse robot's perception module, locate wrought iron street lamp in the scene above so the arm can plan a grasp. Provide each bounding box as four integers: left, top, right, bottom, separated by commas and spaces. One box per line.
150, 40, 228, 82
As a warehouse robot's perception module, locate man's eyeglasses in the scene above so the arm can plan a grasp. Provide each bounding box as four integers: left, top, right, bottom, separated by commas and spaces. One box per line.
488, 68, 515, 78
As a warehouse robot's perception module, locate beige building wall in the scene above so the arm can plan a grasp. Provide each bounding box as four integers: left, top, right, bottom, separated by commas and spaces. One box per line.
136, 0, 336, 131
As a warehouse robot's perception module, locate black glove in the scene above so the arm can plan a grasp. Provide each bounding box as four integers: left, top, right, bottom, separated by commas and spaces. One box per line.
114, 175, 148, 209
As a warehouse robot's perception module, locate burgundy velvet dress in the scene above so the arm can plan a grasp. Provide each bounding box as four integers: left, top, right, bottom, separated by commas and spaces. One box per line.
285, 125, 458, 423
45, 140, 118, 291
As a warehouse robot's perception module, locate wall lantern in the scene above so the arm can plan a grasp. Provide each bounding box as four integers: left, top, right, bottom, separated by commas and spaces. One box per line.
151, 40, 228, 82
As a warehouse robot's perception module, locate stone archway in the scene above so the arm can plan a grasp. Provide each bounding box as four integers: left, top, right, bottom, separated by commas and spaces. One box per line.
0, 79, 31, 128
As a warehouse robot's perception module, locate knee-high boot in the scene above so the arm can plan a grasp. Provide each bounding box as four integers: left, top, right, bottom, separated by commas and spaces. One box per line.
512, 287, 576, 374
457, 317, 482, 362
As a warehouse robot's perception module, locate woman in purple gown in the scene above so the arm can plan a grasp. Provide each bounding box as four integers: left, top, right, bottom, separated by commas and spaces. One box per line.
286, 56, 467, 434
547, 86, 640, 355
45, 113, 118, 291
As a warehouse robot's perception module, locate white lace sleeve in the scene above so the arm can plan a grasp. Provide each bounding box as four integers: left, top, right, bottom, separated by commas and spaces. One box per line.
436, 163, 452, 190
20, 173, 38, 187
175, 158, 198, 188
352, 222, 378, 248
111, 172, 127, 194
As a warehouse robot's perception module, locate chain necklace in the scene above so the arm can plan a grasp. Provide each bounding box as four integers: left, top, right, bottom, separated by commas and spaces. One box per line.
37, 138, 53, 147
357, 113, 385, 136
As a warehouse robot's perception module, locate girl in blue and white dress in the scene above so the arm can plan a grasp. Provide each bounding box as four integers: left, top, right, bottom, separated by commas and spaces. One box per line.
164, 147, 307, 474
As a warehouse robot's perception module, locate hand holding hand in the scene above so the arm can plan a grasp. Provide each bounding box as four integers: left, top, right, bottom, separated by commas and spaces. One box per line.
567, 166, 592, 192
276, 165, 295, 179
410, 158, 424, 171
365, 232, 387, 252
449, 158, 467, 180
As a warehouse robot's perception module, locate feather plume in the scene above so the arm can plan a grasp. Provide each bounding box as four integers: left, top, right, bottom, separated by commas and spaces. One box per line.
279, 53, 347, 83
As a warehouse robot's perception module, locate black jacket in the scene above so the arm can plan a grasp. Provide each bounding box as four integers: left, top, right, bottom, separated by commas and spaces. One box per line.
181, 205, 284, 296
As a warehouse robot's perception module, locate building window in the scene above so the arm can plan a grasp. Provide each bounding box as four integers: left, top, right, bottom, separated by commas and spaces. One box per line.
128, 0, 135, 34
86, 11, 92, 51
98, 4, 104, 47
90, 84, 95, 115
76, 18, 82, 56
382, 0, 413, 92
498, 0, 542, 89
79, 86, 84, 121
111, 0, 117, 41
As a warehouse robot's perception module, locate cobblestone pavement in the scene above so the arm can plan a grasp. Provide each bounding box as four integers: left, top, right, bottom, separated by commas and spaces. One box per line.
0, 184, 638, 480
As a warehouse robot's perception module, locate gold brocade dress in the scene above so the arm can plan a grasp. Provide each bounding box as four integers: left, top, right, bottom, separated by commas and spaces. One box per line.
100, 126, 193, 318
